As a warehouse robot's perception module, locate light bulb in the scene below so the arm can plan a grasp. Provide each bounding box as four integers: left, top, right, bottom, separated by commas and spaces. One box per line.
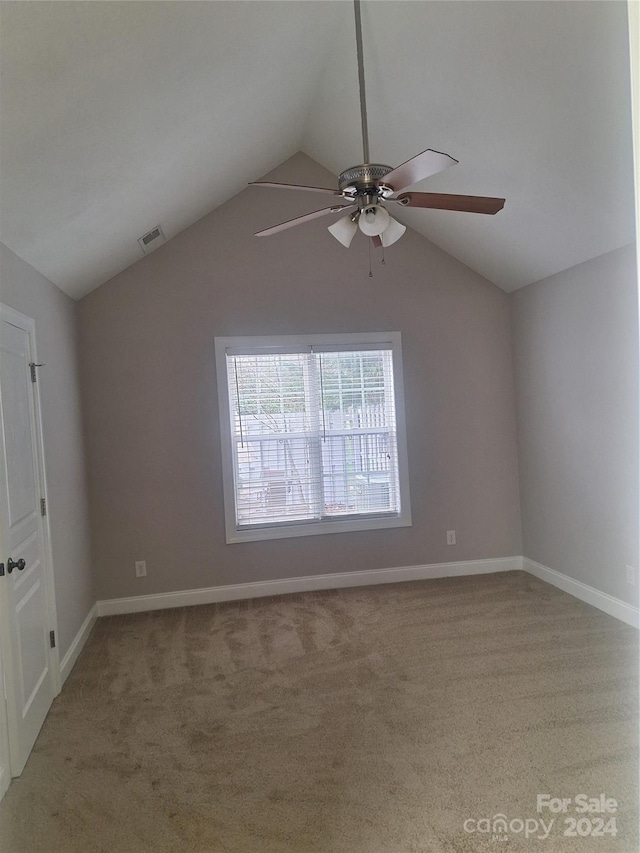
358, 204, 390, 237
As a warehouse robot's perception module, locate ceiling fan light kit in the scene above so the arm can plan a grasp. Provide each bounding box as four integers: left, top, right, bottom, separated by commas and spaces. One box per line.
358, 202, 389, 237
250, 0, 505, 261
327, 213, 359, 248
380, 217, 406, 248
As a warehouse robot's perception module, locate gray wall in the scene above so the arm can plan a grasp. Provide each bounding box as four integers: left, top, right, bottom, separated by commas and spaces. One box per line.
511, 244, 639, 603
0, 242, 94, 656
78, 153, 522, 601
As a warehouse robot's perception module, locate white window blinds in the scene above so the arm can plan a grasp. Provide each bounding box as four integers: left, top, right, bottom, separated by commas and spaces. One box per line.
215, 332, 411, 543
225, 345, 401, 531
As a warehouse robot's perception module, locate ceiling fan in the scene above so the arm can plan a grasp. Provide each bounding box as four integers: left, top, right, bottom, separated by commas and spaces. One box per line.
250, 0, 505, 250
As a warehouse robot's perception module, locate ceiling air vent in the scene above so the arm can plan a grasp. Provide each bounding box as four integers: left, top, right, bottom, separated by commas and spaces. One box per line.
138, 225, 165, 255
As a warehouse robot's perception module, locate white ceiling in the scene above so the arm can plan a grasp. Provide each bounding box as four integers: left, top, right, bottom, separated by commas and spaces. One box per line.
0, 1, 635, 299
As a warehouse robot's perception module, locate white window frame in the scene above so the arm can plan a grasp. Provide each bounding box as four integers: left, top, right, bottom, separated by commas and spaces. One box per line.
214, 332, 412, 543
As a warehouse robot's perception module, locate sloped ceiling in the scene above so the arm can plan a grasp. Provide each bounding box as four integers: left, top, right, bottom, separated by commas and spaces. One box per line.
0, 1, 635, 300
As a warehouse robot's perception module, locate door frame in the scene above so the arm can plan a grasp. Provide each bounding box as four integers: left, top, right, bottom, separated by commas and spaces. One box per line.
0, 302, 60, 788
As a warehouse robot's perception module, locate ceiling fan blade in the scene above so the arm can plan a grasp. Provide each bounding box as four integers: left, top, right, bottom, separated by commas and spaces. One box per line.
398, 192, 505, 215
255, 205, 354, 237
371, 235, 382, 249
383, 149, 458, 193
250, 181, 340, 196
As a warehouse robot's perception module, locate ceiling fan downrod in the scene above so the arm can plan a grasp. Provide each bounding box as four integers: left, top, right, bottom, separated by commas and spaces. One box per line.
338, 2, 395, 202
354, 0, 370, 165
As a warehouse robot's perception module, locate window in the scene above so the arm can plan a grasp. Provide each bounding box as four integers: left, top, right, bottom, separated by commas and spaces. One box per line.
215, 332, 411, 543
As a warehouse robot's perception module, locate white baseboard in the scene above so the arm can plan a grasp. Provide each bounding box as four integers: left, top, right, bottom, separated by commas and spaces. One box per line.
523, 557, 639, 629
96, 556, 522, 617
93, 556, 639, 628
59, 603, 98, 686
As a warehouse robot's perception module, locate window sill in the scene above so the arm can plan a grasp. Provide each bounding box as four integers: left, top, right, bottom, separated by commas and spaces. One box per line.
226, 512, 412, 544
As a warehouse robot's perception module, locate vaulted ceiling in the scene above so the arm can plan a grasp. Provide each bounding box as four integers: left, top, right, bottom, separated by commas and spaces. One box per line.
0, 1, 635, 300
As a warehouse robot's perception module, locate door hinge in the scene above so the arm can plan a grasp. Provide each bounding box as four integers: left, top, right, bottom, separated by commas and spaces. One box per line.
40, 497, 47, 516
29, 362, 44, 383
49, 630, 56, 649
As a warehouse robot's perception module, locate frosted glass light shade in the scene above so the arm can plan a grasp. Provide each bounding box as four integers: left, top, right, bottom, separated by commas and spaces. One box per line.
381, 216, 406, 247
358, 204, 390, 237
328, 214, 358, 247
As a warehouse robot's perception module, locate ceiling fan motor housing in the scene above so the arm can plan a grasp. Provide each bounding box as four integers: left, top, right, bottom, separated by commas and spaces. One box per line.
338, 164, 394, 198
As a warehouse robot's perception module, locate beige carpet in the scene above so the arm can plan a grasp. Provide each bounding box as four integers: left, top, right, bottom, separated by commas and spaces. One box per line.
0, 571, 637, 852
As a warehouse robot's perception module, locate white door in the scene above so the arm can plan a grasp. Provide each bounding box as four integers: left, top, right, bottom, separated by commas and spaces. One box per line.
0, 304, 57, 781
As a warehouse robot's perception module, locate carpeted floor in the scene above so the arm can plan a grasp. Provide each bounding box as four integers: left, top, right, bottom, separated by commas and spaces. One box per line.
0, 570, 637, 852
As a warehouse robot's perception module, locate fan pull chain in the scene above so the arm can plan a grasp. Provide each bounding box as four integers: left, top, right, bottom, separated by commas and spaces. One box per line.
368, 238, 373, 277
381, 247, 385, 266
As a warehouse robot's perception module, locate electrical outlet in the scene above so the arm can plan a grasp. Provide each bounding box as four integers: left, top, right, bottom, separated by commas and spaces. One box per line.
626, 565, 636, 586
446, 530, 456, 546
135, 560, 147, 578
